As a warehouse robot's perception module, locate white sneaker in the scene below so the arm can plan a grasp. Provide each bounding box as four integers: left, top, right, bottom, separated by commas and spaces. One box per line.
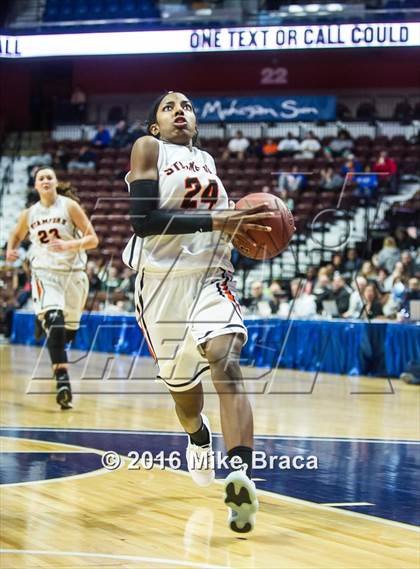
224, 469, 259, 533
186, 414, 215, 487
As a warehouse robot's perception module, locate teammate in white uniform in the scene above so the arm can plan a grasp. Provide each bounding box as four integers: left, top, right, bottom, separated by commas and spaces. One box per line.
125, 92, 273, 533
6, 167, 98, 409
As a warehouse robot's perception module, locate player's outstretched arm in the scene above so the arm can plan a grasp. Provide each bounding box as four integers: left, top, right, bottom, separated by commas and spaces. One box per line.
6, 209, 29, 262
128, 136, 273, 240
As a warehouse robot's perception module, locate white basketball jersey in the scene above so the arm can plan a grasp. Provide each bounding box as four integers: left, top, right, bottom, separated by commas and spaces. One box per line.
122, 140, 233, 273
27, 195, 87, 272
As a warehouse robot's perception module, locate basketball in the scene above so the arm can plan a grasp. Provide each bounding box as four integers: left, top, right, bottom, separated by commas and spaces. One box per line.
232, 193, 295, 260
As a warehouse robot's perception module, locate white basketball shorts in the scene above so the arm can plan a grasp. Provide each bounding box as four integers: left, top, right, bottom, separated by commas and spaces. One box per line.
134, 267, 247, 392
31, 269, 89, 330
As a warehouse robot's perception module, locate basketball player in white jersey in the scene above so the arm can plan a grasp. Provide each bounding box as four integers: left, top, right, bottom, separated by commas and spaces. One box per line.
6, 167, 98, 409
124, 92, 273, 533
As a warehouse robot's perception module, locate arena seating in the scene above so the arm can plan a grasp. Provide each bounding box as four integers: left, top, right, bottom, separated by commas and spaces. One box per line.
386, 191, 420, 227
41, 133, 419, 271
43, 0, 159, 22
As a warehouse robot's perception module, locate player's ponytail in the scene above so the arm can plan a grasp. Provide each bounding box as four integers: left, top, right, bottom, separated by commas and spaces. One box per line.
56, 181, 81, 204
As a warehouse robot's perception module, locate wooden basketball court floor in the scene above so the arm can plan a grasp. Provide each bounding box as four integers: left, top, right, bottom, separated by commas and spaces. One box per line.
1, 343, 419, 569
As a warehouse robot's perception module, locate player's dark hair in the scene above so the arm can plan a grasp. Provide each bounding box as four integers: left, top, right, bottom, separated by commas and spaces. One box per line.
34, 166, 81, 204
57, 181, 81, 204
145, 91, 199, 145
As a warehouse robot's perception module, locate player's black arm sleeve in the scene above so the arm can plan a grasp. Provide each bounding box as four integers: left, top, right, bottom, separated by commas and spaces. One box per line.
129, 179, 214, 238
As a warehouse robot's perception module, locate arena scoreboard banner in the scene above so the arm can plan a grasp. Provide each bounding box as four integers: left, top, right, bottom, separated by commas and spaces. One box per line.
0, 22, 419, 58
193, 96, 336, 122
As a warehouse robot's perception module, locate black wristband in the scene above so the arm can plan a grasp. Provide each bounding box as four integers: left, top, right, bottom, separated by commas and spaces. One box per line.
129, 179, 213, 238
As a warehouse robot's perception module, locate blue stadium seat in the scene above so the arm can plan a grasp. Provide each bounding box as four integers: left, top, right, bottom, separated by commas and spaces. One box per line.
43, 0, 159, 21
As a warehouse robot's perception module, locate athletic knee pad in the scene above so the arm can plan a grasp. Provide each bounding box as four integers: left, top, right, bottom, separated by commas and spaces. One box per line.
45, 310, 67, 365
44, 309, 65, 329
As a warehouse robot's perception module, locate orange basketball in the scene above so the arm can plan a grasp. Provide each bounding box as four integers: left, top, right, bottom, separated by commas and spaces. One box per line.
232, 193, 295, 260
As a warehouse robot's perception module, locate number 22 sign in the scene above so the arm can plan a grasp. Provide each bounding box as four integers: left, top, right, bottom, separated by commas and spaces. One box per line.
260, 67, 288, 85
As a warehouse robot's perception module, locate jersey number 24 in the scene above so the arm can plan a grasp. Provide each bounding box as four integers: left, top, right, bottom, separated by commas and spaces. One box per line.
181, 177, 219, 210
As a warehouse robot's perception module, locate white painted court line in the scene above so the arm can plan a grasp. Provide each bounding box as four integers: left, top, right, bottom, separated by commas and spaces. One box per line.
0, 435, 113, 488
169, 468, 420, 533
1, 467, 112, 488
252, 487, 420, 533
322, 502, 374, 507
1, 450, 96, 453
1, 427, 419, 444
0, 549, 228, 568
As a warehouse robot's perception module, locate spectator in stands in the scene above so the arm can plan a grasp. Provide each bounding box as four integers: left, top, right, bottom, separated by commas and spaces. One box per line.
261, 138, 278, 157
313, 271, 332, 314
343, 248, 362, 279
102, 266, 121, 294
247, 138, 263, 158
275, 187, 295, 212
343, 276, 368, 318
373, 151, 397, 177
86, 261, 101, 293
377, 236, 400, 274
222, 130, 249, 160
327, 129, 354, 158
353, 165, 379, 199
343, 276, 368, 319
277, 132, 300, 156
27, 152, 53, 171
323, 263, 335, 280
373, 150, 398, 192
268, 281, 288, 315
341, 154, 362, 178
242, 281, 271, 317
360, 283, 383, 319
68, 145, 97, 171
296, 131, 321, 159
394, 226, 417, 251
384, 261, 405, 291
279, 278, 317, 319
383, 280, 405, 319
278, 165, 306, 193
116, 268, 136, 296
376, 267, 391, 293
128, 120, 148, 144
70, 85, 87, 123
400, 360, 420, 385
3, 260, 32, 338
304, 266, 317, 295
402, 277, 420, 315
359, 260, 378, 282
53, 144, 71, 171
332, 254, 344, 275
330, 275, 350, 316
92, 124, 111, 148
319, 166, 343, 191
111, 120, 131, 149
401, 250, 416, 278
